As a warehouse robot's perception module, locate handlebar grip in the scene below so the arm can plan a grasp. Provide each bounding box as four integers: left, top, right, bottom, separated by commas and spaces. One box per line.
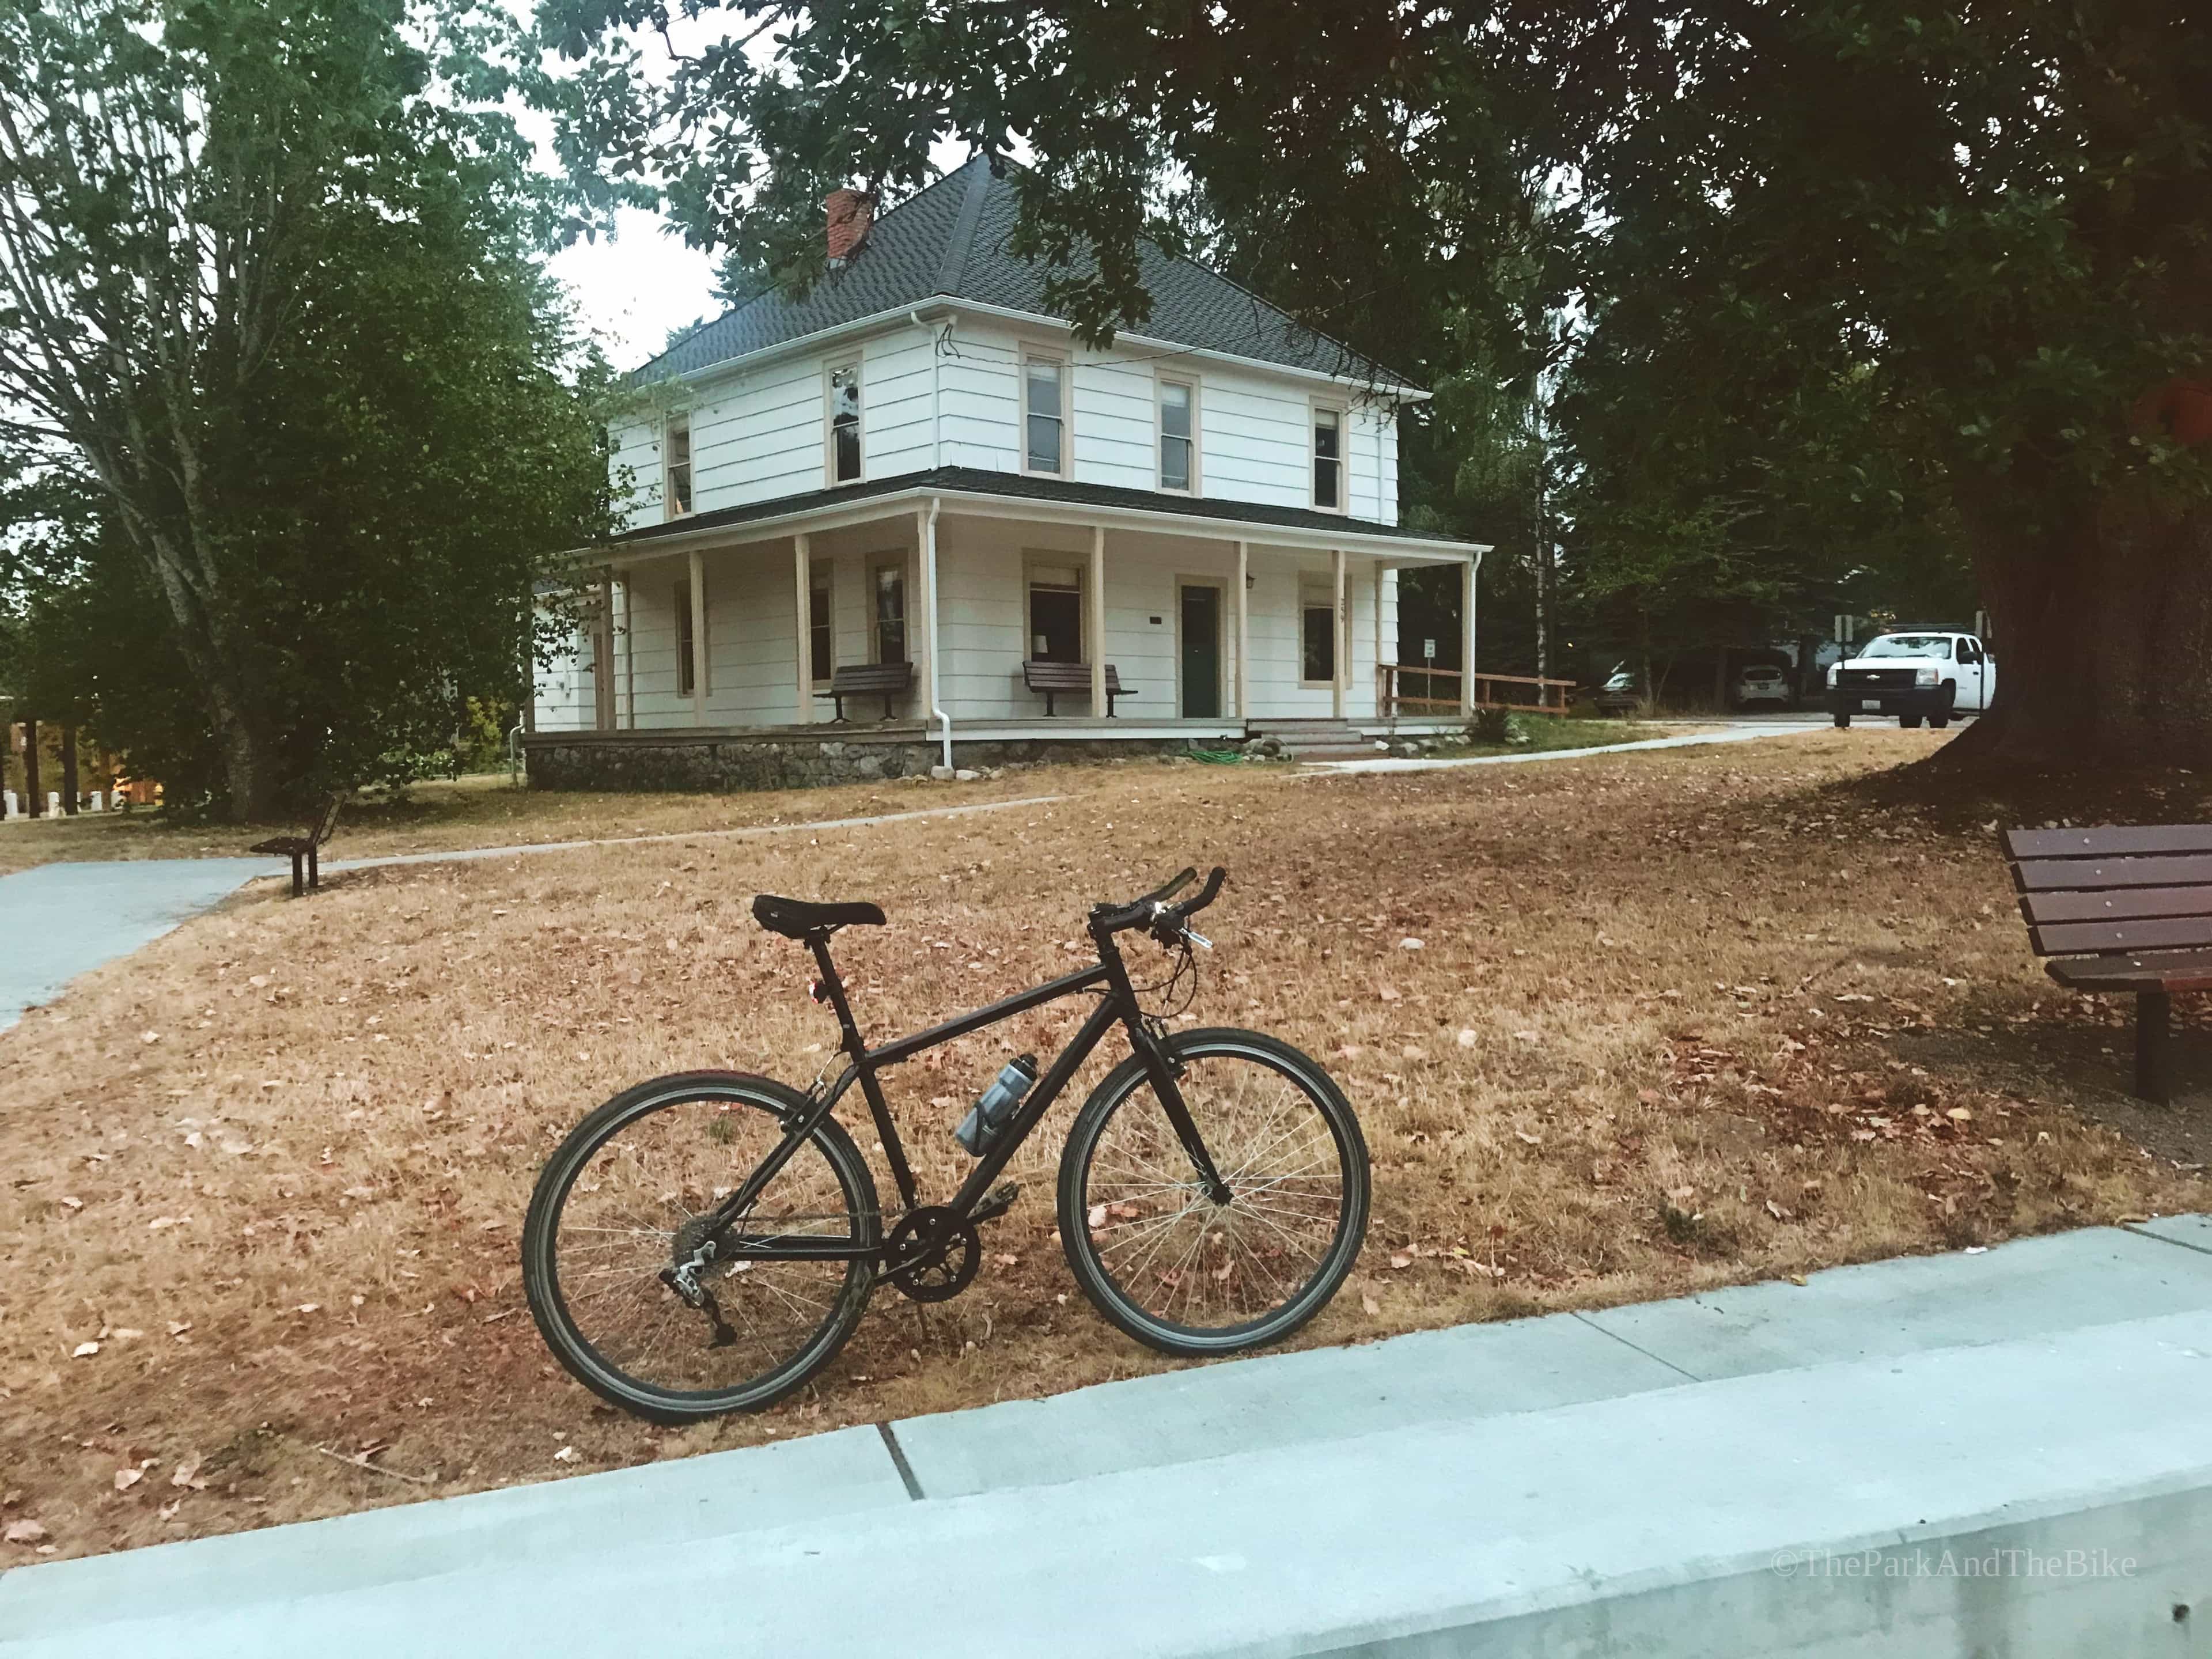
1185, 866, 1226, 915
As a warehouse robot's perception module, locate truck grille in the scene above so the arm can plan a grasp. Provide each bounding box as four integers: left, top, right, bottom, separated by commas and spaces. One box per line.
1838, 668, 1916, 691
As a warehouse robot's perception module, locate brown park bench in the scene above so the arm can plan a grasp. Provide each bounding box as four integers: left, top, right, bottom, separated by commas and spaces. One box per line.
251, 793, 343, 898
819, 661, 914, 721
2005, 823, 2212, 1103
1022, 660, 1133, 716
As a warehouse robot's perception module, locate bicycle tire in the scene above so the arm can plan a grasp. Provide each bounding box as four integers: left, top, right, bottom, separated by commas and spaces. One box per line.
1056, 1028, 1369, 1358
522, 1071, 878, 1423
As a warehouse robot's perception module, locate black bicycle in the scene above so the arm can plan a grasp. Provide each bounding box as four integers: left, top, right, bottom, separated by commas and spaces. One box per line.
521, 867, 1370, 1423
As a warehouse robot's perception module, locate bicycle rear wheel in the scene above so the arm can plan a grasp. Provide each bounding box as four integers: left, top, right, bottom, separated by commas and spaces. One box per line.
522, 1072, 878, 1423
1057, 1028, 1369, 1357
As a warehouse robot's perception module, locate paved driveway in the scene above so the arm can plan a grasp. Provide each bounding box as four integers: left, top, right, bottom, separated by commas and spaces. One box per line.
0, 859, 268, 1032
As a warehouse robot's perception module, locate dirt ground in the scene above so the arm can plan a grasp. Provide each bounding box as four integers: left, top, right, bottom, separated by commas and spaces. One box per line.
2, 729, 2206, 1563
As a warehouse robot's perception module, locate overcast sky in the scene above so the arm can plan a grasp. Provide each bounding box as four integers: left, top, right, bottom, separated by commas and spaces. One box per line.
546, 208, 722, 371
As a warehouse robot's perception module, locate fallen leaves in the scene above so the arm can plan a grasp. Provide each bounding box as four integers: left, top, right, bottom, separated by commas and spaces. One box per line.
4, 1519, 48, 1545
70, 1341, 99, 1358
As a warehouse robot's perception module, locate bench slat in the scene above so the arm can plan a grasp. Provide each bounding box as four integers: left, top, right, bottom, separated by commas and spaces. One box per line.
2021, 885, 2212, 925
829, 664, 912, 690
2006, 824, 2212, 859
2032, 915, 2212, 956
2013, 853, 2212, 892
2046, 948, 2212, 993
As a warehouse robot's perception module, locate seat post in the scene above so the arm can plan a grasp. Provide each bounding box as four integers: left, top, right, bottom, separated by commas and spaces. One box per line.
807, 934, 866, 1055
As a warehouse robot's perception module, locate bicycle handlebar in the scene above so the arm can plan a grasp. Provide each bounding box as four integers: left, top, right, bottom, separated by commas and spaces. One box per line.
1092, 865, 1226, 938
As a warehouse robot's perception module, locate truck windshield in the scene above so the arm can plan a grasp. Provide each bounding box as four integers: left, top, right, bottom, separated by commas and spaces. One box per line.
1859, 635, 1951, 660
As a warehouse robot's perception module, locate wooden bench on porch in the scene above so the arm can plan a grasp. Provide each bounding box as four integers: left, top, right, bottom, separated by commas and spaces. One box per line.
818, 661, 915, 721
1022, 660, 1134, 717
2006, 823, 2212, 1103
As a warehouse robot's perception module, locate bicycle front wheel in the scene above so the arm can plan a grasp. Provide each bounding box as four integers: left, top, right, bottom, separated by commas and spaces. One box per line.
1057, 1028, 1369, 1357
522, 1072, 878, 1423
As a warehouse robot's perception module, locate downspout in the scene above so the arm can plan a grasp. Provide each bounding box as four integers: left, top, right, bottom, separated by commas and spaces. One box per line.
924, 496, 951, 769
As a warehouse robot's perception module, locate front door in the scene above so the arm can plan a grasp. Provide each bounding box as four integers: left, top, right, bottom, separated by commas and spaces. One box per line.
1180, 584, 1221, 718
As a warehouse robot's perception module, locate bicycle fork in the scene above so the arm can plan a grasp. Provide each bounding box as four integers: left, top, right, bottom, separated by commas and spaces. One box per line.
1126, 1016, 1233, 1205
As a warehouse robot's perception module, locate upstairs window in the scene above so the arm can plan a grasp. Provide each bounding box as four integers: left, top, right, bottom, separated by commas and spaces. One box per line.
665, 419, 693, 516
809, 567, 834, 682
872, 556, 907, 665
828, 362, 862, 483
1024, 353, 1065, 475
1159, 378, 1195, 491
1312, 406, 1343, 510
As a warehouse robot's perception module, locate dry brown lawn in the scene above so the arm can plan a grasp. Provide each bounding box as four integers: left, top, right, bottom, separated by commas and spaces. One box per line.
3, 730, 2206, 1563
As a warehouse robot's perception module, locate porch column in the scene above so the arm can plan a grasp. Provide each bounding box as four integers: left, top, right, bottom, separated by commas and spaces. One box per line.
687, 548, 708, 725
1331, 547, 1346, 721
619, 574, 637, 729
1373, 562, 1388, 720
1089, 525, 1107, 718
1460, 556, 1478, 715
1234, 540, 1250, 720
792, 533, 812, 724
914, 507, 936, 728
594, 570, 616, 732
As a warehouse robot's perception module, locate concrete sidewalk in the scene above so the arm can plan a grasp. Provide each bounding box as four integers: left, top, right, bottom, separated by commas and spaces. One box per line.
6, 1218, 2211, 1656
0, 858, 270, 1032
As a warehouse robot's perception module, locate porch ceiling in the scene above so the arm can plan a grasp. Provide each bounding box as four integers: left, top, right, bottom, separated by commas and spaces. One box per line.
584, 465, 1486, 570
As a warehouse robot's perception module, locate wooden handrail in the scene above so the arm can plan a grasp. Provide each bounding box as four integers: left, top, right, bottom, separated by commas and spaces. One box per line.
1378, 664, 1578, 717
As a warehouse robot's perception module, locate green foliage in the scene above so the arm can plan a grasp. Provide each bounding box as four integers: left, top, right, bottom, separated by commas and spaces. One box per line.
0, 0, 615, 815
1471, 706, 1532, 748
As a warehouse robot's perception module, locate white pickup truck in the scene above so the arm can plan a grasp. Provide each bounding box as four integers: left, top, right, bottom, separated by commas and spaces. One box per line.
1827, 630, 1995, 729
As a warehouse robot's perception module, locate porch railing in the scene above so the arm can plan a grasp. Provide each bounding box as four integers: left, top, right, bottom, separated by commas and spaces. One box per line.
1377, 665, 1578, 718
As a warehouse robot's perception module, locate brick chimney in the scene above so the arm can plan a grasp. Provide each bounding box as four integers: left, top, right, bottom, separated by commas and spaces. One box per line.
824, 188, 874, 264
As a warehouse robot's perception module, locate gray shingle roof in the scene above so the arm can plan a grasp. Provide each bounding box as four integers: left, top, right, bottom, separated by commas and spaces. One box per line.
630, 158, 1421, 392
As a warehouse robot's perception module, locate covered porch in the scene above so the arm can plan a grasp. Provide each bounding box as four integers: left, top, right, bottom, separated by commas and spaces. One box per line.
531, 474, 1486, 772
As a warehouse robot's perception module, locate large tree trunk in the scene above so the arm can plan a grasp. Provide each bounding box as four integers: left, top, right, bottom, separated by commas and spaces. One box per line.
1944, 479, 2212, 768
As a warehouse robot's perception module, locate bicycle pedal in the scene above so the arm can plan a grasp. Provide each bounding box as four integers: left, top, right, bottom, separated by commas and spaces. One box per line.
969, 1181, 1020, 1226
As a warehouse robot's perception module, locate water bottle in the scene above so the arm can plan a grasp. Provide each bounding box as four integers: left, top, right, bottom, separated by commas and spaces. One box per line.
953, 1054, 1039, 1156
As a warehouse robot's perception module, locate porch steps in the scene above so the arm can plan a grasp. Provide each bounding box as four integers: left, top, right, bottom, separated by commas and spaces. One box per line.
1247, 718, 1382, 761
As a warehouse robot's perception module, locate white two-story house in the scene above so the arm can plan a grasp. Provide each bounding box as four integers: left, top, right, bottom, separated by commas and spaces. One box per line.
528, 157, 1489, 787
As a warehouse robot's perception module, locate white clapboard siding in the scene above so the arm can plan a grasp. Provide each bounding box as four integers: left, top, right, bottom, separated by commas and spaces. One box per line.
610, 313, 1406, 528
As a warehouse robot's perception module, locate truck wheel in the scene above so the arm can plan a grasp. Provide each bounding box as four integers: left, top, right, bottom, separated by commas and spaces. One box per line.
1833, 713, 1851, 729
1929, 710, 1952, 730
1900, 713, 1923, 729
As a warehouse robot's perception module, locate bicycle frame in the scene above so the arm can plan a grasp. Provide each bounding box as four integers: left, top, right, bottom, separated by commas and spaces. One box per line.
697, 920, 1228, 1271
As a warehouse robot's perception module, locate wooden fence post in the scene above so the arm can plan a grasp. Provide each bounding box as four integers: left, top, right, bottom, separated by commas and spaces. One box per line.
23, 719, 40, 818
60, 728, 78, 816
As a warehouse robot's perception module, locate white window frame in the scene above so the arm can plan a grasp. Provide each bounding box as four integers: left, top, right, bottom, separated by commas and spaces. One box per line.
664, 416, 693, 517
868, 550, 910, 666
1156, 372, 1200, 494
825, 359, 863, 486
1022, 551, 1089, 664
1310, 400, 1347, 513
1298, 579, 1339, 689
674, 575, 707, 698
808, 563, 835, 684
1020, 345, 1070, 478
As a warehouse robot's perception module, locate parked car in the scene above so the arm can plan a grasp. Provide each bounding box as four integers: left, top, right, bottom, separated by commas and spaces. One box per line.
1732, 665, 1793, 709
1592, 665, 1641, 716
1827, 630, 1995, 729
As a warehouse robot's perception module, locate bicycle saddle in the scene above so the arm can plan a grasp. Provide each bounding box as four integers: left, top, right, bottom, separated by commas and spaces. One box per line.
751, 893, 887, 940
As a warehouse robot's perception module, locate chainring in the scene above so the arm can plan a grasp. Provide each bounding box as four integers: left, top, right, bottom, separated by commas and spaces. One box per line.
883, 1206, 980, 1304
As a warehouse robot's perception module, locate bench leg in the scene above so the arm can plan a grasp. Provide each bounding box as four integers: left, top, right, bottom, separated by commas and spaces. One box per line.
308, 844, 320, 892
2136, 990, 2173, 1104
289, 851, 304, 898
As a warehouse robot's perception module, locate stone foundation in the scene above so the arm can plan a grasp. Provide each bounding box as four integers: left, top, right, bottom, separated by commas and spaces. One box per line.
524, 734, 1193, 793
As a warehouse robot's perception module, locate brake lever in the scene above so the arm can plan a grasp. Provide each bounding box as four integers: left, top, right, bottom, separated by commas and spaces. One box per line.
1183, 927, 1213, 951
